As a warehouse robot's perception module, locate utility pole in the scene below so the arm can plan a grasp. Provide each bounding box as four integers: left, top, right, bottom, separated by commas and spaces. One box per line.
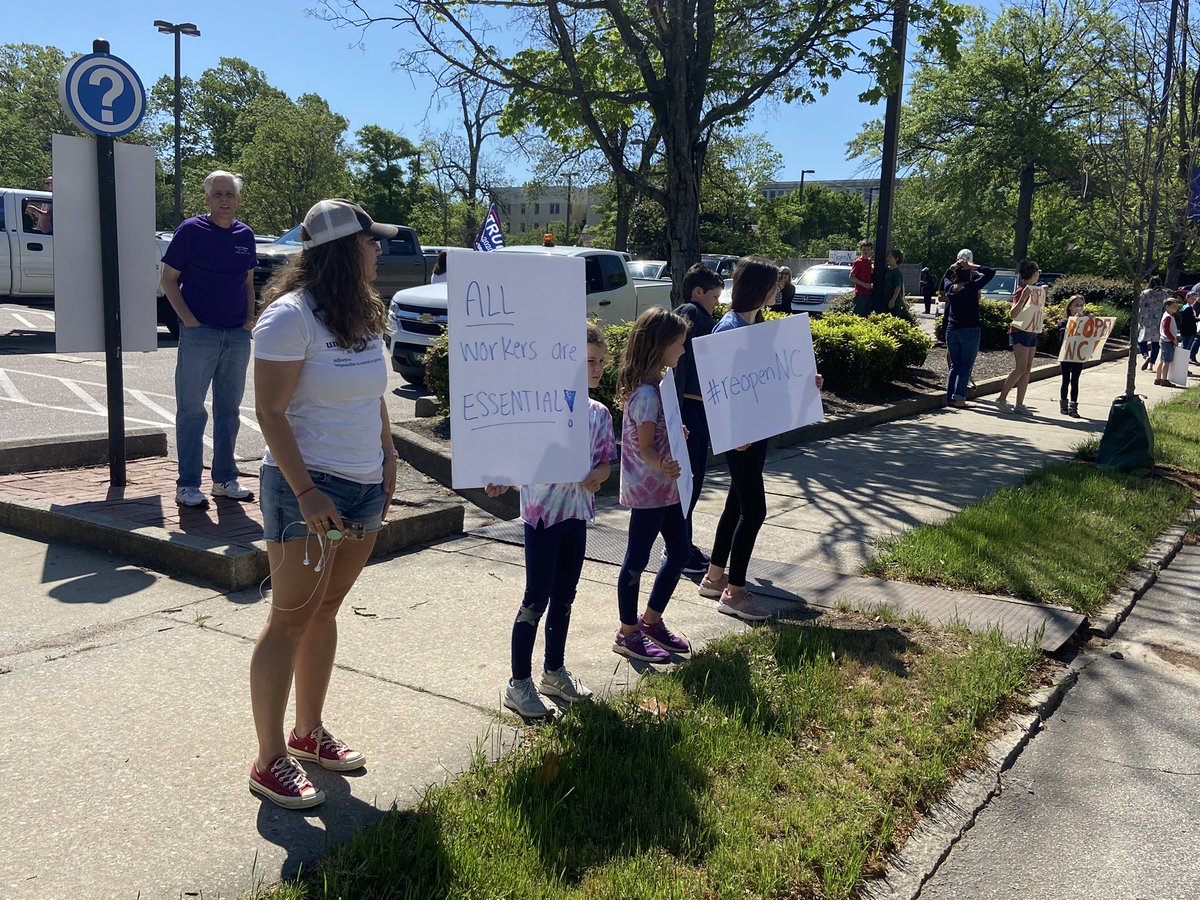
872, 0, 909, 313
153, 20, 200, 227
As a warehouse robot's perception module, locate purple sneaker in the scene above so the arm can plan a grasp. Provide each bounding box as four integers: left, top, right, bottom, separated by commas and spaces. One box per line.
637, 616, 691, 655
613, 628, 670, 663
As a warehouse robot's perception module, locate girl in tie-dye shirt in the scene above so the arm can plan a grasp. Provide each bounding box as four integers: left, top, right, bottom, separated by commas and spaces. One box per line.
486, 323, 617, 718
612, 307, 693, 665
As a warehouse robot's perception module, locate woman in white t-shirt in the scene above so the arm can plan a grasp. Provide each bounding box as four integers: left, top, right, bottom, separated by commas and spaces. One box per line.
247, 199, 401, 810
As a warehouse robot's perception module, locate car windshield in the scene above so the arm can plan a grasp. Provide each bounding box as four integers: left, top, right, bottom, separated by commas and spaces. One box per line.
797, 267, 851, 287
986, 274, 1019, 297
276, 224, 303, 246
628, 262, 662, 278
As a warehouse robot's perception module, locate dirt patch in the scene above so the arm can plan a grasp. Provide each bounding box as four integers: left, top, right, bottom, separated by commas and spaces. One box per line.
1148, 642, 1200, 673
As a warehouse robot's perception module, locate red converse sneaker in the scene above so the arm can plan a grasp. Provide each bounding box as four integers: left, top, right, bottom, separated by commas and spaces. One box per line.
249, 755, 324, 809
287, 724, 366, 771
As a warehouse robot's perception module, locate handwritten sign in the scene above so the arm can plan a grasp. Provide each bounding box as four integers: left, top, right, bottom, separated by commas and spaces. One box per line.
447, 249, 590, 488
692, 313, 824, 455
1057, 316, 1116, 363
1011, 284, 1046, 333
1169, 345, 1189, 387
659, 373, 692, 510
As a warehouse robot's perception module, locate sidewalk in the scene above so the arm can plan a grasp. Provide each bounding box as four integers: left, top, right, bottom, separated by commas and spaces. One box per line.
0, 357, 1191, 899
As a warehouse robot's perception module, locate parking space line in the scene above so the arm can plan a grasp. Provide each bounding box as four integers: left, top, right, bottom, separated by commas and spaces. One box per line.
0, 394, 175, 429
62, 380, 108, 415
11, 313, 40, 330
0, 369, 28, 403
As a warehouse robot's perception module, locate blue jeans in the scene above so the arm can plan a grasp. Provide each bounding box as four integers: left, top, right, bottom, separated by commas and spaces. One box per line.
259, 465, 385, 542
511, 518, 587, 680
946, 326, 980, 402
618, 504, 689, 626
175, 324, 251, 488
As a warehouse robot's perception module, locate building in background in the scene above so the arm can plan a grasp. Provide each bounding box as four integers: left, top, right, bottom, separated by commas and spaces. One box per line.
761, 178, 907, 203
493, 185, 600, 240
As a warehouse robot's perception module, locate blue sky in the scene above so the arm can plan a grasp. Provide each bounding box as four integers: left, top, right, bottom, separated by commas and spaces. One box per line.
9, 1, 1001, 188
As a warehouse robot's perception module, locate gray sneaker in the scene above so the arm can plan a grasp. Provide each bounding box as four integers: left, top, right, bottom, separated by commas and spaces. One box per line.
717, 587, 772, 622
503, 677, 555, 718
540, 666, 593, 704
175, 486, 208, 508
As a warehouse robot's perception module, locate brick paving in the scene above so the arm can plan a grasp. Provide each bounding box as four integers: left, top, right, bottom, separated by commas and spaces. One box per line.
0, 458, 265, 545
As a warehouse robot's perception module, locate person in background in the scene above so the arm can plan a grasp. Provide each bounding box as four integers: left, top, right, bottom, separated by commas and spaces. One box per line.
673, 263, 724, 576
1178, 289, 1198, 370
880, 249, 905, 315
248, 198, 401, 810
1057, 294, 1093, 418
942, 258, 996, 408
996, 259, 1045, 415
26, 176, 53, 234
1138, 276, 1169, 370
485, 323, 617, 718
850, 241, 874, 316
160, 170, 258, 508
431, 250, 448, 284
772, 266, 795, 313
920, 266, 935, 315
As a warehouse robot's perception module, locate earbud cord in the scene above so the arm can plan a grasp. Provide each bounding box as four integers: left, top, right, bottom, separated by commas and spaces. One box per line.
258, 521, 340, 612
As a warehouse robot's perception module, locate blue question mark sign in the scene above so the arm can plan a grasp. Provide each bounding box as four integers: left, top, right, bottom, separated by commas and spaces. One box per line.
58, 52, 147, 137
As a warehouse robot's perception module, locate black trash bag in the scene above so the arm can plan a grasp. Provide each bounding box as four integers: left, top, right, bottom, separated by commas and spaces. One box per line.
1096, 393, 1155, 475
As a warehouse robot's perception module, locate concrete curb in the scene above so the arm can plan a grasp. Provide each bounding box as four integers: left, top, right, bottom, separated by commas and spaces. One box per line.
0, 427, 168, 475
1086, 501, 1199, 638
861, 663, 1080, 900
0, 492, 464, 591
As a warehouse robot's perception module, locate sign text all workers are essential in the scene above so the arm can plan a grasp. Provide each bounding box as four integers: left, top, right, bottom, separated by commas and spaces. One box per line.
692, 313, 824, 455
1058, 316, 1116, 363
448, 249, 590, 488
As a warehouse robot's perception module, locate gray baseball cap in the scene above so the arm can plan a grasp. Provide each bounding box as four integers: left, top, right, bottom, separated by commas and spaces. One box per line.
301, 199, 399, 249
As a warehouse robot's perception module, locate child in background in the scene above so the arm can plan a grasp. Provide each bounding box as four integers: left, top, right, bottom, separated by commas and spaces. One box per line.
673, 263, 725, 575
1057, 294, 1092, 418
487, 323, 617, 718
1156, 297, 1182, 387
614, 307, 692, 663
699, 256, 824, 620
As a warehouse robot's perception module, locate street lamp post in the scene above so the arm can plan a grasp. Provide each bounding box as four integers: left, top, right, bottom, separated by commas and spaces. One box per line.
563, 171, 578, 244
154, 20, 200, 227
798, 168, 815, 199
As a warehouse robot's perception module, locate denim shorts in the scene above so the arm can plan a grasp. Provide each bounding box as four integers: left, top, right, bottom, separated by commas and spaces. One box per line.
1009, 330, 1039, 349
1161, 340, 1177, 363
260, 464, 385, 542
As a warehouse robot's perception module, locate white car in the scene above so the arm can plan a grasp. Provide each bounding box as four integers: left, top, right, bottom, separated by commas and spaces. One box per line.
627, 259, 668, 280
790, 264, 853, 315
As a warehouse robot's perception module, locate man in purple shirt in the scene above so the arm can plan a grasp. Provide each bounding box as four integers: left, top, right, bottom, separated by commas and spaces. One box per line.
161, 170, 258, 508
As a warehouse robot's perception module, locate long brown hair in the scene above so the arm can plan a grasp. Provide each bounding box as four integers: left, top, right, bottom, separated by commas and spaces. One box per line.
617, 307, 688, 408
730, 256, 779, 324
262, 234, 386, 351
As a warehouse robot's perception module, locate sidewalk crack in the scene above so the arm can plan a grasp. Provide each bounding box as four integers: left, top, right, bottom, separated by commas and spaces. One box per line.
1083, 756, 1200, 777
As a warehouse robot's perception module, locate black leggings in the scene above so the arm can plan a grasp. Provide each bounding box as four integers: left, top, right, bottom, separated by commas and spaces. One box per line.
1060, 362, 1082, 403
710, 439, 769, 586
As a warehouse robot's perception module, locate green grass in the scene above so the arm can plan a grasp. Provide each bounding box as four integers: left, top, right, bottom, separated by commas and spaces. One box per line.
267, 621, 1039, 900
1075, 386, 1200, 474
864, 463, 1192, 614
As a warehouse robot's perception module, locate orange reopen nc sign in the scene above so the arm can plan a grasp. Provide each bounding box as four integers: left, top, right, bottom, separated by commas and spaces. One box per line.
1058, 316, 1116, 362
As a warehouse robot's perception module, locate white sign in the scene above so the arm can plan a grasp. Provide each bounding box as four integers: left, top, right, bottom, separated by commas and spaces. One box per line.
447, 249, 590, 488
52, 134, 158, 353
693, 314, 824, 454
828, 249, 854, 264
659, 373, 692, 510
1169, 345, 1189, 387
1057, 316, 1116, 363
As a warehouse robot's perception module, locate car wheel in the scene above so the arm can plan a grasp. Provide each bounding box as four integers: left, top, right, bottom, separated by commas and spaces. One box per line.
397, 365, 426, 387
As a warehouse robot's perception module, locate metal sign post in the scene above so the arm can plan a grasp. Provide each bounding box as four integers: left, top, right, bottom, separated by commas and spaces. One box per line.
58, 39, 148, 488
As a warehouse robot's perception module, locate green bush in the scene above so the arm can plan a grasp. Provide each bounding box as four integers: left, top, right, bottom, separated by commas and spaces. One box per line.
824, 292, 858, 316
934, 299, 1012, 350
422, 330, 450, 415
865, 313, 932, 369
1047, 275, 1132, 311
812, 314, 900, 391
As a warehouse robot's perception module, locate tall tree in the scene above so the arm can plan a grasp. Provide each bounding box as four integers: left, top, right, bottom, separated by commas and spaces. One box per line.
350, 124, 424, 224
236, 93, 351, 232
317, 0, 964, 300
851, 0, 1120, 264
0, 44, 79, 188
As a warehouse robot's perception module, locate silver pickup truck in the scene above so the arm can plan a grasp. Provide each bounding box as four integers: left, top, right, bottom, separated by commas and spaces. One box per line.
0, 187, 179, 334
384, 245, 674, 384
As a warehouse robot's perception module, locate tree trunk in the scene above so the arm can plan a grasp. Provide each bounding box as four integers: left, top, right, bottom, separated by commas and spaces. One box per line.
1013, 162, 1035, 264
612, 178, 630, 253
662, 125, 703, 308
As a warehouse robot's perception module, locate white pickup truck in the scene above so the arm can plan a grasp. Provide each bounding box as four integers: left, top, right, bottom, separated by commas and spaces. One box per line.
384, 245, 674, 384
1, 187, 179, 335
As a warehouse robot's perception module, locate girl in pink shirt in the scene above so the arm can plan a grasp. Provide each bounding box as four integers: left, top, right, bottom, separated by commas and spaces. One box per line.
614, 307, 691, 663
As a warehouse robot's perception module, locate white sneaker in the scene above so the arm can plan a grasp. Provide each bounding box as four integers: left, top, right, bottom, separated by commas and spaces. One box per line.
540, 666, 593, 704
212, 479, 253, 501
503, 677, 556, 719
175, 486, 208, 508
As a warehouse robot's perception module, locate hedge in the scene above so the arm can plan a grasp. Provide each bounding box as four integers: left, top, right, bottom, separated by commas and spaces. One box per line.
934, 299, 1013, 350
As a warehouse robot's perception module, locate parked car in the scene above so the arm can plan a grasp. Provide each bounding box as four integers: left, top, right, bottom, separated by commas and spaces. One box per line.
2, 187, 180, 335
790, 264, 853, 315
627, 259, 669, 280
385, 247, 673, 385
702, 254, 740, 278
253, 222, 431, 298
935, 267, 1019, 315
